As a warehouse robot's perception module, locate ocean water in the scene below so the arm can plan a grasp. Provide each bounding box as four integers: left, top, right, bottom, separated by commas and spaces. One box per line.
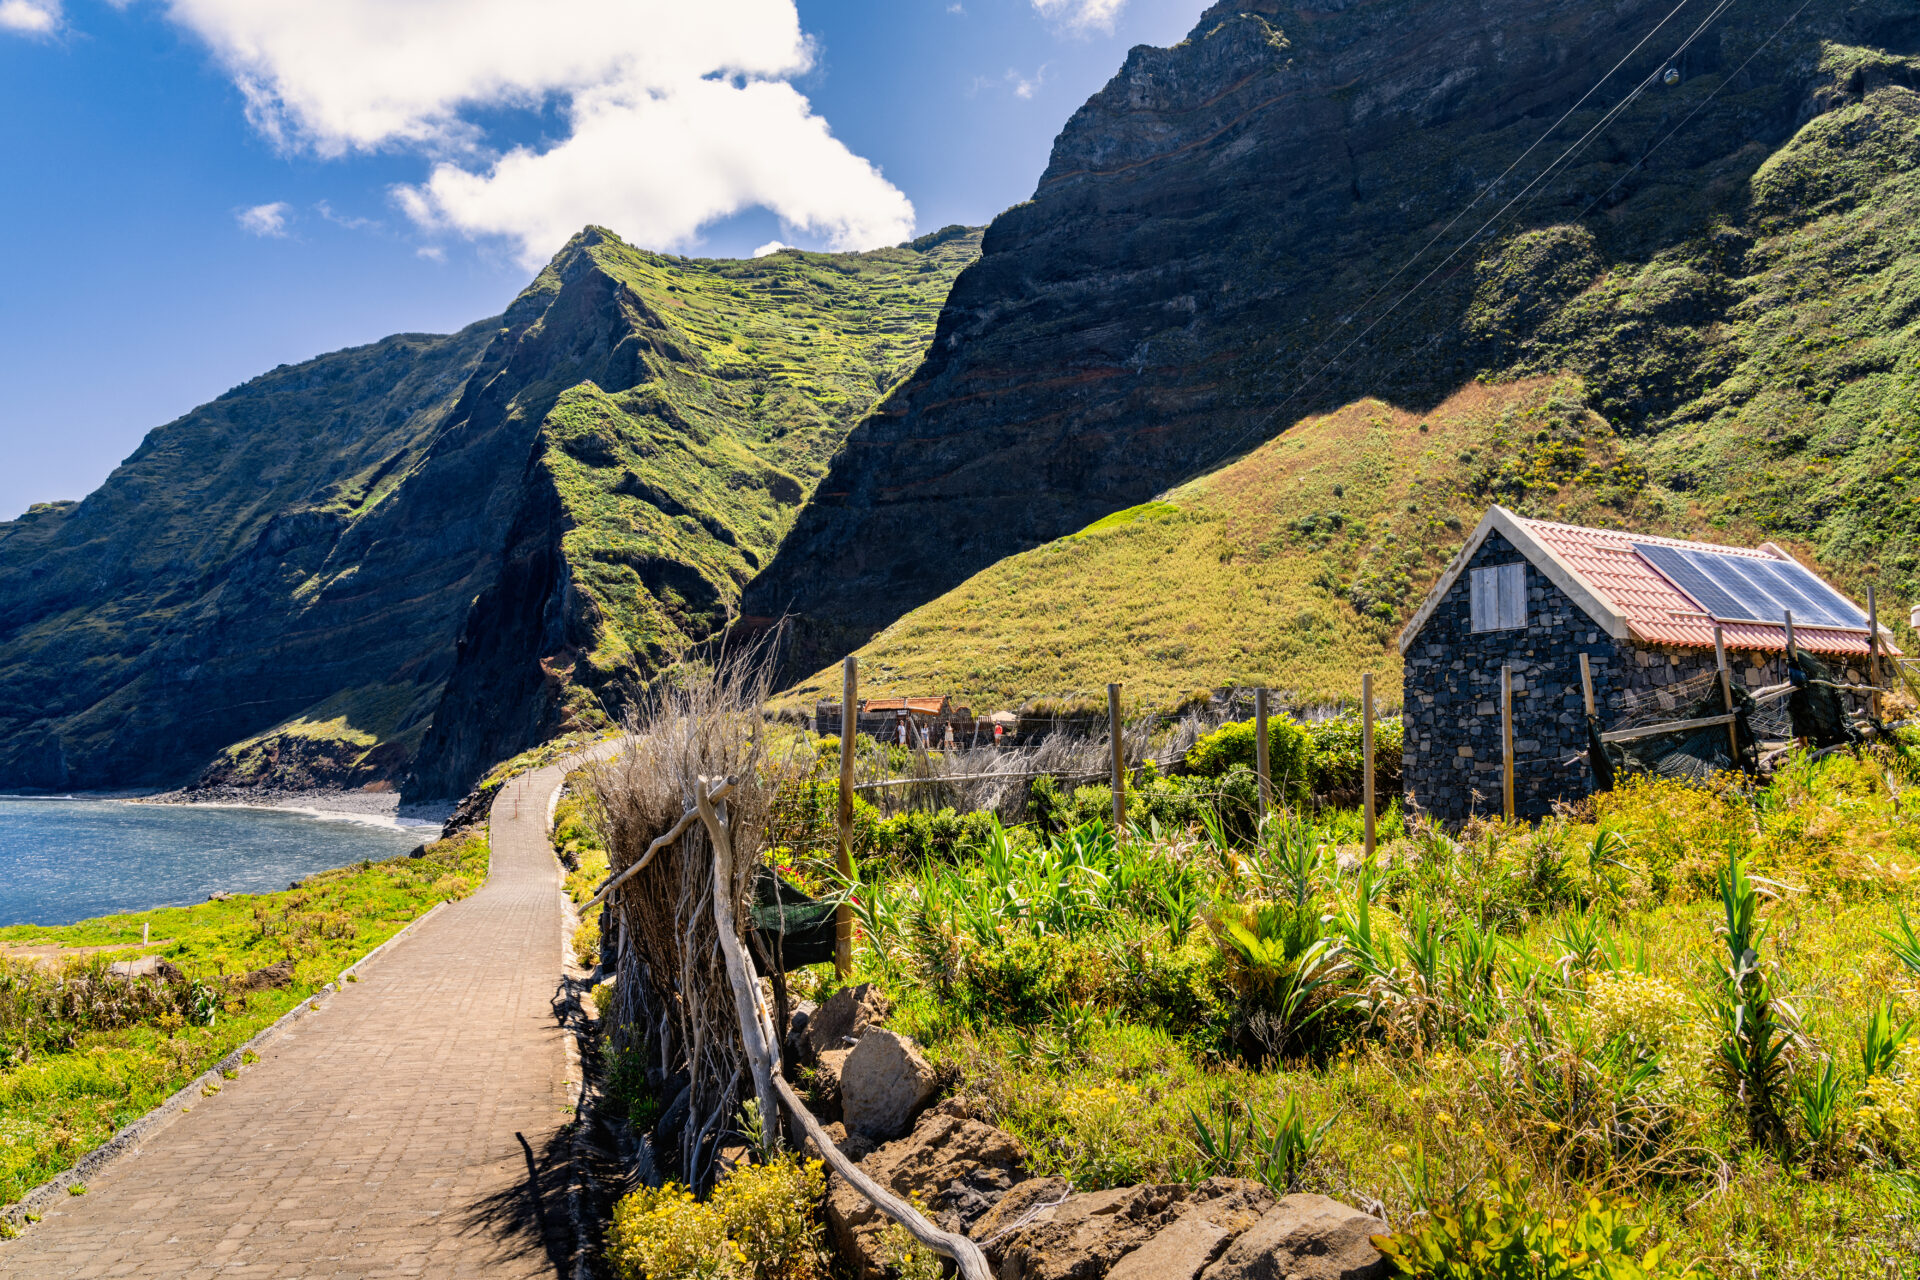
0, 798, 431, 928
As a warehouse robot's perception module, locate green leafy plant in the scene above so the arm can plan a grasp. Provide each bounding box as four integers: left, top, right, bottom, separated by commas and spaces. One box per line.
1372, 1175, 1692, 1278
1702, 853, 1795, 1154
1860, 1000, 1915, 1081
1792, 1058, 1853, 1176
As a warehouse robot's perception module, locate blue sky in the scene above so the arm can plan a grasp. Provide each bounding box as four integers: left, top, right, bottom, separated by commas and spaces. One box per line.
0, 0, 1203, 520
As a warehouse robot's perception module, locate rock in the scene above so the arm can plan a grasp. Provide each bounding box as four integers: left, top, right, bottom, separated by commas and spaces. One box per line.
827, 1110, 1028, 1279
1107, 1215, 1235, 1280
987, 1180, 1273, 1280
107, 956, 162, 979
840, 1029, 937, 1140
207, 891, 233, 902
809, 1047, 852, 1122
1197, 1195, 1390, 1280
228, 958, 295, 992
802, 1120, 876, 1166
809, 982, 890, 1057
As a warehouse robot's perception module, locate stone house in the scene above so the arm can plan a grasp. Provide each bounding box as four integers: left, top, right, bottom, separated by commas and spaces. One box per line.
1398, 506, 1897, 822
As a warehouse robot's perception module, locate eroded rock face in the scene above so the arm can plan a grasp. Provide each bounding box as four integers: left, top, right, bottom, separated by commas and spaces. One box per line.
826, 1110, 1029, 1280
743, 0, 1908, 676
840, 1029, 938, 1140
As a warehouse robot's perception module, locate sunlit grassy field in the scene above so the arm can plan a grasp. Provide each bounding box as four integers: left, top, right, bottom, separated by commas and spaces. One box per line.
0, 834, 487, 1213
776, 375, 1816, 717
774, 743, 1920, 1277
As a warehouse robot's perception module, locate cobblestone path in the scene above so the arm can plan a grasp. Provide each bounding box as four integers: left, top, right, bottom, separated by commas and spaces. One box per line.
0, 756, 594, 1279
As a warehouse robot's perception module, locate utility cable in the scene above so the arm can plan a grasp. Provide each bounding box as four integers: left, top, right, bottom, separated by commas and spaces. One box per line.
1265, 0, 1703, 379
1574, 0, 1817, 222
1198, 0, 1742, 474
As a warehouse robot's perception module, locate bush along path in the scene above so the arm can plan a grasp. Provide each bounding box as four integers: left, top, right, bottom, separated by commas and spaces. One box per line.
0, 751, 608, 1278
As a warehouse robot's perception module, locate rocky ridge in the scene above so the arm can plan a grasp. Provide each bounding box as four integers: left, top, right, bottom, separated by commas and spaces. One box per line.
0, 227, 979, 797
746, 0, 1920, 675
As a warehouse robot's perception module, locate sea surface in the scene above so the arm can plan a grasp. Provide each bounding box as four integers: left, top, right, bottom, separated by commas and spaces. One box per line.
0, 797, 430, 928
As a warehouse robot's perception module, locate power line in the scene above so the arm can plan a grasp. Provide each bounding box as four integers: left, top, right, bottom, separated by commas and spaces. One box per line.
1575, 0, 1817, 222
1199, 0, 1742, 475
1262, 0, 1703, 388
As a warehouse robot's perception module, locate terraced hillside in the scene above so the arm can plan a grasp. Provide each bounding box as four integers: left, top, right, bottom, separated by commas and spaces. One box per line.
0, 226, 980, 796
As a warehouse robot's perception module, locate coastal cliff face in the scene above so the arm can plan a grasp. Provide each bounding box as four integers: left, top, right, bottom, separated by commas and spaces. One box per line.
0, 324, 501, 792
746, 0, 1920, 672
0, 226, 979, 797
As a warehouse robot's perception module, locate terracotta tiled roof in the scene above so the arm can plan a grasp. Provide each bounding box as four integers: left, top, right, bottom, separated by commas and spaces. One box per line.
1516, 517, 1896, 658
861, 696, 951, 715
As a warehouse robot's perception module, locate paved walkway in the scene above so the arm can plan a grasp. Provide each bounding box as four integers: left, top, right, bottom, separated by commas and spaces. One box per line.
0, 754, 600, 1279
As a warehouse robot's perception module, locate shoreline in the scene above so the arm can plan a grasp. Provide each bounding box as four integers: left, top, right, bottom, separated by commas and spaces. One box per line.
1, 787, 453, 831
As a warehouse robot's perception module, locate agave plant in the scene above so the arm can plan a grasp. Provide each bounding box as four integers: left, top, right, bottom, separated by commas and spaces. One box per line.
1703, 852, 1798, 1153
1860, 999, 1916, 1081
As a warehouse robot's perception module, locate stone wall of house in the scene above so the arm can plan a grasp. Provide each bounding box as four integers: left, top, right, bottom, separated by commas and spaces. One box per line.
1397, 530, 1876, 822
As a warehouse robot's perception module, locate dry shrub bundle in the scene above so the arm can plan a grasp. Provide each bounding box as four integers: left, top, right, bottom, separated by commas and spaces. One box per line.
589, 645, 777, 1190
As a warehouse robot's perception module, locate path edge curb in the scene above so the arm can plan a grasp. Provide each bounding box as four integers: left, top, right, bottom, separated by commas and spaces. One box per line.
1, 897, 452, 1238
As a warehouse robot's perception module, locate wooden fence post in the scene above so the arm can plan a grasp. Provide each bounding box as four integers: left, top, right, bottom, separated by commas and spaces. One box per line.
1868, 585, 1883, 721
1714, 625, 1740, 767
837, 656, 856, 978
1107, 683, 1126, 830
1500, 664, 1515, 822
1254, 686, 1272, 820
1361, 672, 1375, 860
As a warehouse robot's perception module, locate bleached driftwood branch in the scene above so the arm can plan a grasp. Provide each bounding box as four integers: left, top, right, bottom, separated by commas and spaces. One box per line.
696, 774, 991, 1280
584, 776, 737, 910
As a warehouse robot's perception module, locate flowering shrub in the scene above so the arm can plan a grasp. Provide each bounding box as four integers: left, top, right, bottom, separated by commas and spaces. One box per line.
606, 1157, 826, 1280
606, 1184, 731, 1280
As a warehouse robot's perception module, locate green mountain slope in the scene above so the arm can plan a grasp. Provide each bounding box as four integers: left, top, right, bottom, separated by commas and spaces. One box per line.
747, 0, 1920, 682
0, 226, 979, 796
779, 368, 1900, 716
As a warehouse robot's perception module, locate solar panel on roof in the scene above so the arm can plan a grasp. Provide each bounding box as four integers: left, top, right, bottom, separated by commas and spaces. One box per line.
1631, 543, 1748, 619
1631, 542, 1867, 630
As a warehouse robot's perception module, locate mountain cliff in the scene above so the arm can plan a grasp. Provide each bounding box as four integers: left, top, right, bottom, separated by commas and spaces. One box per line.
745, 0, 1920, 674
0, 226, 979, 797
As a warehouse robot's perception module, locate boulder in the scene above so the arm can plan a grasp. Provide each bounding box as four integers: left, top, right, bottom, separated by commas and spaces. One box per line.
1107, 1215, 1236, 1280
985, 1180, 1272, 1280
826, 1110, 1028, 1279
229, 958, 295, 992
809, 982, 890, 1057
841, 1029, 937, 1140
1197, 1195, 1390, 1280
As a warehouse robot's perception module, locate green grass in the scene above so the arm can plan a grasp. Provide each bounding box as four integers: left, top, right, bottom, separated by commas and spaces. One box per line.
779, 375, 1688, 715
0, 833, 487, 1208
531, 227, 982, 695
773, 743, 1920, 1277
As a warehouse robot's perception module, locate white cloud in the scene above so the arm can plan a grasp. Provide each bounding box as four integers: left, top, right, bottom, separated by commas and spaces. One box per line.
236, 201, 292, 237
1031, 0, 1126, 34
151, 0, 916, 265
314, 199, 378, 231
416, 245, 446, 262
968, 66, 1047, 100
752, 240, 791, 257
0, 0, 60, 35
